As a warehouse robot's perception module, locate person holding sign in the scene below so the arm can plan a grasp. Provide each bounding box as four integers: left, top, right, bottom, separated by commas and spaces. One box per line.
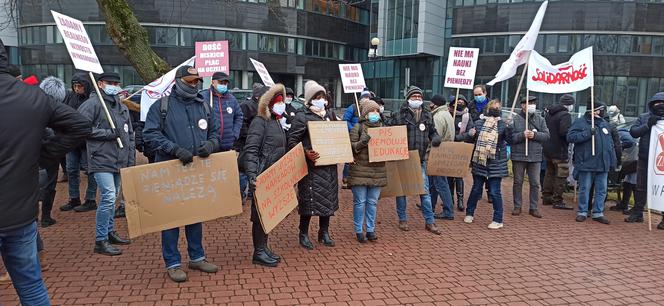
348, 98, 387, 243
78, 72, 135, 256
428, 94, 456, 220
288, 80, 339, 249
509, 96, 550, 218
143, 66, 221, 282
567, 102, 615, 225
243, 84, 289, 267
462, 100, 511, 230
448, 95, 472, 212
387, 85, 443, 235
200, 72, 244, 152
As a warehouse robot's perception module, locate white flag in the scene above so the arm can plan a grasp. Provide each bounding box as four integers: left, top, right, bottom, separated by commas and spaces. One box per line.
648, 122, 664, 212
487, 1, 548, 86
140, 56, 196, 121
527, 47, 593, 94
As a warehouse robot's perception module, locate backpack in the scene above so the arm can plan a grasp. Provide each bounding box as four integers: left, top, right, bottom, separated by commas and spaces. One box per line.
159, 96, 211, 129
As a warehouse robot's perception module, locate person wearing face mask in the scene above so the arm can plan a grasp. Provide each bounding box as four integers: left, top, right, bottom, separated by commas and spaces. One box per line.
78, 72, 135, 255
386, 85, 443, 234
200, 72, 244, 152
567, 101, 616, 225
288, 80, 339, 250
468, 84, 490, 122
462, 100, 512, 229
607, 105, 626, 127
542, 94, 575, 210
60, 72, 99, 213
447, 95, 472, 212
427, 94, 456, 220
625, 93, 664, 229
509, 96, 550, 218
143, 65, 221, 282
243, 84, 289, 267
283, 87, 301, 123
347, 98, 387, 243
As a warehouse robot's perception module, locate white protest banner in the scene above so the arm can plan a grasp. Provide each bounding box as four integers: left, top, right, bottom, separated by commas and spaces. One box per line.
647, 122, 664, 212
140, 57, 196, 121
51, 11, 103, 74
444, 47, 479, 90
339, 64, 366, 93
250, 58, 275, 86
527, 47, 593, 94
195, 41, 229, 77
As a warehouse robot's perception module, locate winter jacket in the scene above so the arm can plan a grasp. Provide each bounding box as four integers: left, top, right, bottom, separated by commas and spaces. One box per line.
467, 98, 489, 122
543, 104, 572, 160
567, 114, 617, 175
348, 120, 387, 187
63, 72, 92, 111
78, 92, 135, 173
243, 85, 288, 181
465, 118, 511, 178
235, 99, 259, 152
0, 54, 91, 232
607, 118, 623, 167
143, 86, 221, 163
387, 103, 441, 163
283, 103, 301, 125
453, 109, 472, 142
510, 110, 550, 163
343, 103, 359, 132
431, 106, 455, 142
201, 88, 244, 151
630, 93, 664, 161
288, 108, 339, 217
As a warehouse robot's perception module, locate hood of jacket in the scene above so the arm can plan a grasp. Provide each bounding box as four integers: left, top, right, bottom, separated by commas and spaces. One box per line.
257, 84, 286, 120
648, 92, 664, 113
547, 104, 568, 117
71, 72, 92, 98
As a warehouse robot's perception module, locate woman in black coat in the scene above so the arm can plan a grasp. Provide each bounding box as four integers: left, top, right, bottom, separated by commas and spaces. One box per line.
287, 80, 339, 250
243, 84, 289, 267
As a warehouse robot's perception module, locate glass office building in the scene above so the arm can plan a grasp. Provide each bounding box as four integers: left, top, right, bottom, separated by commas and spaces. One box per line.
365, 0, 664, 116
16, 0, 369, 106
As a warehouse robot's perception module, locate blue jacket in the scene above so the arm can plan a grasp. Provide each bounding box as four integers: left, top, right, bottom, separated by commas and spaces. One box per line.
200, 88, 243, 151
343, 103, 359, 132
630, 92, 664, 161
143, 87, 221, 162
567, 114, 616, 175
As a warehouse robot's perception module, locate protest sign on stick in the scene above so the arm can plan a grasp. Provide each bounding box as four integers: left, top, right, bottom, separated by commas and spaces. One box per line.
426, 143, 474, 178
367, 126, 409, 163
339, 64, 367, 116
647, 123, 664, 231
444, 47, 479, 119
308, 121, 354, 166
195, 41, 229, 77
250, 58, 275, 86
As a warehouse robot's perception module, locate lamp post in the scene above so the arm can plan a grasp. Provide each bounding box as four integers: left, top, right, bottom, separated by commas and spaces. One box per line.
368, 37, 380, 91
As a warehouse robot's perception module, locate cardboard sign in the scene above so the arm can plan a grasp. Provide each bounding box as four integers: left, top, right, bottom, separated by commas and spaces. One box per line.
307, 121, 354, 166
648, 122, 664, 212
527, 47, 594, 94
250, 58, 275, 86
444, 47, 479, 90
255, 143, 308, 234
51, 11, 103, 74
120, 152, 242, 239
367, 126, 409, 163
426, 142, 475, 177
380, 150, 425, 198
195, 41, 229, 77
339, 64, 366, 93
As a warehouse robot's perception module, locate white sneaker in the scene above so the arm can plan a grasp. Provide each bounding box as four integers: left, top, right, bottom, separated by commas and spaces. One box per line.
487, 222, 503, 229
464, 216, 474, 223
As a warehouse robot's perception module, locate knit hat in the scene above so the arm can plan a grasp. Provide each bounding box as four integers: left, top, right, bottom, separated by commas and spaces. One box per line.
559, 94, 575, 106
270, 94, 284, 107
404, 85, 423, 99
521, 95, 537, 104
285, 87, 294, 97
23, 75, 39, 86
360, 98, 381, 117
449, 94, 468, 105
360, 88, 371, 99
39, 76, 66, 103
304, 80, 326, 104
587, 98, 606, 112
430, 94, 446, 107
252, 83, 266, 99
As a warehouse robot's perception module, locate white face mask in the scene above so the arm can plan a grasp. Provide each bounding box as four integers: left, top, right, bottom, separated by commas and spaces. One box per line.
311, 98, 327, 109
379, 106, 385, 113
272, 102, 286, 115
527, 104, 537, 114
408, 99, 423, 109
566, 105, 574, 112
285, 97, 293, 104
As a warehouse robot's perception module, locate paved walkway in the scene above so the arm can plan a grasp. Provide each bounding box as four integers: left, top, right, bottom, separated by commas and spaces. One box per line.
2, 174, 664, 305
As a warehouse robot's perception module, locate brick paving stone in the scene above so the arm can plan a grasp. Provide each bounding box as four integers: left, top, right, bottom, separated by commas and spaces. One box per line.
2, 165, 664, 305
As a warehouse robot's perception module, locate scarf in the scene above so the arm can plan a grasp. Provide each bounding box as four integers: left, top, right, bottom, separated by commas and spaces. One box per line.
472, 116, 499, 166
174, 79, 203, 103
309, 105, 327, 118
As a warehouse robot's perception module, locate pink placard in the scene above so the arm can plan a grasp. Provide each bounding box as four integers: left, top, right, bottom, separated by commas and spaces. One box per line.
195, 41, 230, 78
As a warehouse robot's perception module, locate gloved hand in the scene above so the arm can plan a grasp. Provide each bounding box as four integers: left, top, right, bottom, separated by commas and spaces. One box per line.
196, 141, 215, 158
648, 115, 662, 127
359, 133, 371, 146
591, 127, 596, 135
305, 150, 320, 162
135, 141, 144, 153
431, 136, 442, 147
173, 147, 194, 165
107, 128, 118, 140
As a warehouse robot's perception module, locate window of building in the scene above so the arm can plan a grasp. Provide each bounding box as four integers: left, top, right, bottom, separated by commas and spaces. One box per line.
247, 33, 258, 50
617, 35, 631, 54
653, 37, 664, 56
155, 27, 178, 46
597, 35, 617, 54
287, 38, 296, 53
633, 36, 652, 54
558, 35, 569, 53
297, 38, 305, 55
544, 34, 557, 53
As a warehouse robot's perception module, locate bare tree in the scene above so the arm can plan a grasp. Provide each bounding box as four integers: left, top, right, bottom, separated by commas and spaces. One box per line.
0, 0, 18, 31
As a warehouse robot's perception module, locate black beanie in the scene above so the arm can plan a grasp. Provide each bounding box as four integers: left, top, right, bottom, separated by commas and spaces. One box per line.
559, 94, 575, 106
431, 94, 446, 106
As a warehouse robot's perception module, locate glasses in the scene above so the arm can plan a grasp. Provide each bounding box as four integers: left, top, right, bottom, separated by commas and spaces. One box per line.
185, 79, 200, 87
410, 94, 422, 99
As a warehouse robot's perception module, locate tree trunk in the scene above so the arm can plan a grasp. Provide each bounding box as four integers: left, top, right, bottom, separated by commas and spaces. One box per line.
96, 0, 170, 83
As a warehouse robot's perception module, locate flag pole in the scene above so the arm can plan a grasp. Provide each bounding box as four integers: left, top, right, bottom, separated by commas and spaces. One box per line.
525, 88, 529, 157
452, 88, 460, 119
89, 72, 124, 149
509, 61, 529, 122
648, 206, 653, 231
591, 85, 596, 156
354, 92, 361, 117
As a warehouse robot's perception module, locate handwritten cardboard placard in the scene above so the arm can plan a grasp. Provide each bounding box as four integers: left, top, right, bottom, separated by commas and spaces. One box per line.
426, 142, 474, 177
255, 143, 308, 234
380, 150, 425, 198
444, 47, 479, 90
120, 152, 242, 239
307, 121, 354, 166
367, 126, 409, 163
339, 64, 366, 93
195, 40, 229, 77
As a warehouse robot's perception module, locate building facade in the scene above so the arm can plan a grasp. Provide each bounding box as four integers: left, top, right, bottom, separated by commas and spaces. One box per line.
16, 0, 369, 106
365, 0, 664, 116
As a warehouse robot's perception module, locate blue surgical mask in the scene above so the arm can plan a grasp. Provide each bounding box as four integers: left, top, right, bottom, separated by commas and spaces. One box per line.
368, 113, 380, 123
103, 85, 121, 96
216, 84, 228, 94
475, 95, 486, 104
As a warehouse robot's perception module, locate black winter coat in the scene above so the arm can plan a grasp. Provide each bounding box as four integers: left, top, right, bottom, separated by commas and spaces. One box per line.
0, 44, 91, 232
543, 105, 572, 160
464, 117, 512, 178
630, 93, 664, 160
235, 99, 258, 152
63, 72, 92, 111
288, 108, 339, 217
387, 104, 440, 162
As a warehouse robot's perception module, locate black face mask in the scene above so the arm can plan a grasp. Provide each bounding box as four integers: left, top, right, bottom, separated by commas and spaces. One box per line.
456, 105, 466, 112
653, 103, 664, 116
488, 109, 501, 117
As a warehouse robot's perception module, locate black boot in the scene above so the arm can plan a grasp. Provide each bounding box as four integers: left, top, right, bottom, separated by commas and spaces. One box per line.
357, 233, 367, 243
74, 200, 97, 212
263, 233, 281, 262
625, 213, 644, 223
299, 232, 314, 250
60, 198, 81, 211
658, 218, 664, 230
40, 216, 56, 228
456, 179, 464, 211
94, 240, 122, 256
318, 231, 335, 247
252, 222, 278, 267
108, 231, 131, 245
